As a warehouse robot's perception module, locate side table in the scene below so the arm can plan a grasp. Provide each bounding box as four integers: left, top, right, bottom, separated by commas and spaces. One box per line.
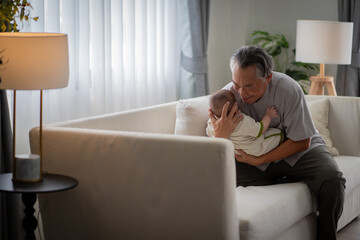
0, 173, 78, 240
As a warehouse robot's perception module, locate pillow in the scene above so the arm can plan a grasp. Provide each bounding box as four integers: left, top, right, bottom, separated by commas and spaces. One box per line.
174, 96, 210, 136
307, 99, 339, 156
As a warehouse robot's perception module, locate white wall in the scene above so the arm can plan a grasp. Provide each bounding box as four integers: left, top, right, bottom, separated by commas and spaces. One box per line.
208, 0, 338, 93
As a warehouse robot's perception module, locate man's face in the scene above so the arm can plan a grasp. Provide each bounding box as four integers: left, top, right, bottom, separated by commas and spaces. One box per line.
231, 63, 271, 104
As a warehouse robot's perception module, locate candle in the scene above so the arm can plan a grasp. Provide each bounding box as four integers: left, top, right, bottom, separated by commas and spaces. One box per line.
15, 154, 41, 182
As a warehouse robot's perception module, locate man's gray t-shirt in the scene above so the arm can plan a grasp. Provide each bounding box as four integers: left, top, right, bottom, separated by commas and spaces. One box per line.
223, 71, 326, 171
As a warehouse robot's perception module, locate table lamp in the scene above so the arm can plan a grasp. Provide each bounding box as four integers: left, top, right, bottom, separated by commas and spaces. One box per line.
0, 33, 69, 182
296, 20, 353, 95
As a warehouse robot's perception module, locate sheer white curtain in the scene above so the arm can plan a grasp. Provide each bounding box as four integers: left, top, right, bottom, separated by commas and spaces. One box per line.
9, 0, 182, 154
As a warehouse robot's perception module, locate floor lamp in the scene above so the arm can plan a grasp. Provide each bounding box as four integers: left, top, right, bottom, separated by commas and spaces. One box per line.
296, 20, 353, 96
0, 33, 69, 182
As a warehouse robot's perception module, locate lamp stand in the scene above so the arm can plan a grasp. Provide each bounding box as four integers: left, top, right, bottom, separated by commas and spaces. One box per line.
12, 90, 43, 183
309, 63, 337, 96
12, 90, 17, 181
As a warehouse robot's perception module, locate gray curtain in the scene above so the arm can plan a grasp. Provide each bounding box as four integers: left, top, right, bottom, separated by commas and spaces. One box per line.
336, 0, 360, 96
0, 90, 23, 240
181, 0, 210, 97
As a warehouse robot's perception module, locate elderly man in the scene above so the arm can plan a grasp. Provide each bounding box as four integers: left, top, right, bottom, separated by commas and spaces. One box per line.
208, 46, 345, 240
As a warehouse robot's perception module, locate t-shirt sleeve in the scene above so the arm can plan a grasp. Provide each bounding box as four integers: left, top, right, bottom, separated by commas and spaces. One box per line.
279, 81, 316, 141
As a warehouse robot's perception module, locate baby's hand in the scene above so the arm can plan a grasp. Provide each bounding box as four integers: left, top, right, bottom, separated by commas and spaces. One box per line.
266, 106, 278, 119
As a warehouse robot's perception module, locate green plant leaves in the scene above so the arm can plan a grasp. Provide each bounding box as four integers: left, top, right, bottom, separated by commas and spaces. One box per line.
285, 69, 309, 80
292, 61, 319, 71
0, 0, 38, 32
250, 31, 269, 37
248, 32, 289, 57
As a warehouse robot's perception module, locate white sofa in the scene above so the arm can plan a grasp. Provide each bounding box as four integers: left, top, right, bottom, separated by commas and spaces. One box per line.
30, 95, 360, 240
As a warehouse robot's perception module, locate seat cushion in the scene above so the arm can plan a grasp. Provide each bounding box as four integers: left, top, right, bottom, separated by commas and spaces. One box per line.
235, 156, 360, 240
236, 182, 312, 240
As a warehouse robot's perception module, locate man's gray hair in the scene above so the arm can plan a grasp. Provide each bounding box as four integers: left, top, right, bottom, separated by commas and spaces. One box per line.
230, 46, 274, 79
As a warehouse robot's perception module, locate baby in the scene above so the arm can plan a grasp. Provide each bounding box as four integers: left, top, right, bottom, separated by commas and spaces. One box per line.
206, 89, 283, 156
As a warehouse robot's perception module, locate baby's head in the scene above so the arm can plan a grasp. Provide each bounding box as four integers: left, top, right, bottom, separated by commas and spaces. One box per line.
209, 89, 237, 118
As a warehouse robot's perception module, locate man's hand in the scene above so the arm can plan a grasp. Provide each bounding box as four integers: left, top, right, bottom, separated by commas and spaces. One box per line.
208, 101, 243, 139
235, 149, 264, 166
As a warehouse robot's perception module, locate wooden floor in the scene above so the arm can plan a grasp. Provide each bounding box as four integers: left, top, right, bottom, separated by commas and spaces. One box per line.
337, 217, 360, 240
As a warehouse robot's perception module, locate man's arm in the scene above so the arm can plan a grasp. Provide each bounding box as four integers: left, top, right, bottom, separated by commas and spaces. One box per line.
235, 138, 311, 166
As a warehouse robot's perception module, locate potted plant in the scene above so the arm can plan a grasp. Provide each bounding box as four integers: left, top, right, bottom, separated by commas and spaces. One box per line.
247, 30, 318, 94
0, 0, 38, 32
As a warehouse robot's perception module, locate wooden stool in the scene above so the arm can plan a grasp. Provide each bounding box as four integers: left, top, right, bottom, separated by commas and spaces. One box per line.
309, 76, 337, 96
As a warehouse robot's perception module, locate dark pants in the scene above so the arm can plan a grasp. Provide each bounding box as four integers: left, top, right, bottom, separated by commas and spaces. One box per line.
235, 145, 345, 240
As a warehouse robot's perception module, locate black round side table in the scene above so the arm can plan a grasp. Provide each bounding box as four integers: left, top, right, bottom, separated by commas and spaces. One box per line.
0, 173, 78, 240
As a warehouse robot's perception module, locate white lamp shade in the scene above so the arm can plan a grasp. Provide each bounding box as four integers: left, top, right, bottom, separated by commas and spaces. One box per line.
0, 32, 69, 90
296, 20, 353, 64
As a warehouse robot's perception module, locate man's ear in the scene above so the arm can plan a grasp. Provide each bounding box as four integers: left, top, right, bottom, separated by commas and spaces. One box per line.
266, 73, 272, 83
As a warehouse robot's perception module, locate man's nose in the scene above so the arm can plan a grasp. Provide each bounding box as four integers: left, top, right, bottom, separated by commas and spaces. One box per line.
239, 88, 246, 96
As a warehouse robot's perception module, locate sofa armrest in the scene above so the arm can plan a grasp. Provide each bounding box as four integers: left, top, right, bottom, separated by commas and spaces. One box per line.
47, 101, 177, 134
30, 127, 239, 240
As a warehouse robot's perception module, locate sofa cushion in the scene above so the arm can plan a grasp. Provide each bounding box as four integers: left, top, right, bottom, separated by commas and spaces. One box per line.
235, 155, 360, 240
236, 182, 313, 240
174, 96, 210, 136
307, 98, 339, 156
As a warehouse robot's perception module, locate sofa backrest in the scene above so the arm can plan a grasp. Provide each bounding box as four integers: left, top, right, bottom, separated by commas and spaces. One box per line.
46, 94, 360, 157
306, 95, 360, 157
174, 94, 360, 157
